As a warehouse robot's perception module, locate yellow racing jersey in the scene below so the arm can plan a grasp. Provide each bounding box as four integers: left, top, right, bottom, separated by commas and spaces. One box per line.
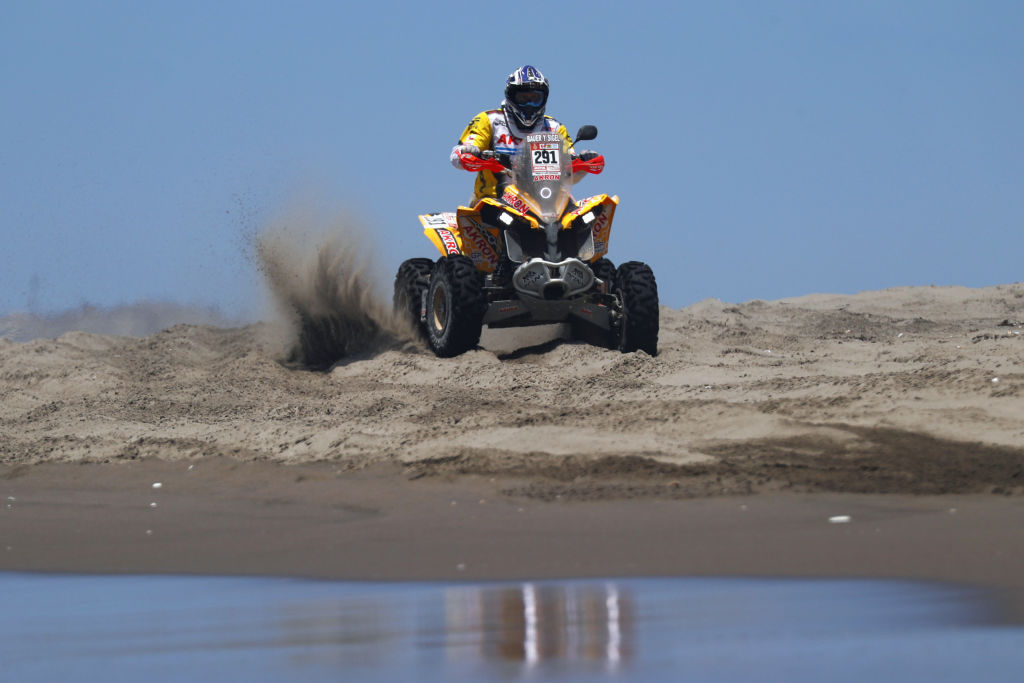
451, 108, 571, 201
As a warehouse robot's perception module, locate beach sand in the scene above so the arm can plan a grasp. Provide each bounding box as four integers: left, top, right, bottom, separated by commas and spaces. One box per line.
2, 282, 1023, 614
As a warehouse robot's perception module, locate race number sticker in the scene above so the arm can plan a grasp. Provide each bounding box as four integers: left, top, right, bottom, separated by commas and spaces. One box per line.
530, 141, 561, 180
421, 212, 458, 229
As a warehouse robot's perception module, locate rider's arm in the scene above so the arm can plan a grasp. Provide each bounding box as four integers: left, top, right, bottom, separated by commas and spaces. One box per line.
553, 120, 571, 147
450, 112, 493, 169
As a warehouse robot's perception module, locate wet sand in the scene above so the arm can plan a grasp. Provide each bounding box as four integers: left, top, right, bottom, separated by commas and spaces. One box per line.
3, 458, 1024, 622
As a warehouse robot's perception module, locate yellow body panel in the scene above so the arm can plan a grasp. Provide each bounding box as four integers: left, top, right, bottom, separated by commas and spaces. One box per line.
563, 194, 619, 260
419, 208, 503, 273
419, 191, 620, 270
419, 212, 462, 258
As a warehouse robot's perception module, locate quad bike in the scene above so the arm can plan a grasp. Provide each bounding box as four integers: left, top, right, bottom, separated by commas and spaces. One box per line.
394, 125, 658, 358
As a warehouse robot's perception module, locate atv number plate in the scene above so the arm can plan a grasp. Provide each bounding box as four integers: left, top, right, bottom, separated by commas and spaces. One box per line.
530, 142, 561, 179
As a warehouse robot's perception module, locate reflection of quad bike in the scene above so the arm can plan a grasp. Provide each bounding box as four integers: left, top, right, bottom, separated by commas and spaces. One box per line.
395, 125, 658, 358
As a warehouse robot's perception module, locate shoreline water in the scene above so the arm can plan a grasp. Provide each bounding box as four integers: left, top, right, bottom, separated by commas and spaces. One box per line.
5, 572, 1024, 681
4, 459, 1024, 622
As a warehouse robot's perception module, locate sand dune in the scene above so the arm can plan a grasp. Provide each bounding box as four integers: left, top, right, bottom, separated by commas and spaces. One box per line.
3, 283, 1021, 500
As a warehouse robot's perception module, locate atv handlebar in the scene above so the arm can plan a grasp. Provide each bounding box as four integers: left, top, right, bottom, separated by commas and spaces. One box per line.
458, 152, 507, 173
459, 152, 605, 175
571, 155, 605, 175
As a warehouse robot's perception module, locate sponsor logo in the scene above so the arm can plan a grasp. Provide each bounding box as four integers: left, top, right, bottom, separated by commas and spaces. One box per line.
475, 219, 501, 252
495, 133, 521, 147
565, 265, 588, 286
527, 133, 562, 144
569, 197, 600, 217
520, 271, 543, 287
592, 208, 612, 254
501, 191, 530, 215
437, 228, 460, 255
459, 217, 500, 266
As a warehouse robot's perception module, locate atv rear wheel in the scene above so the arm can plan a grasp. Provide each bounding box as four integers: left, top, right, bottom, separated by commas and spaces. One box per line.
614, 261, 659, 355
393, 258, 433, 336
425, 256, 485, 357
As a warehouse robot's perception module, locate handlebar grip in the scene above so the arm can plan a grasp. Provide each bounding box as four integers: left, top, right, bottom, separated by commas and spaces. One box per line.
571, 154, 605, 175
459, 152, 507, 173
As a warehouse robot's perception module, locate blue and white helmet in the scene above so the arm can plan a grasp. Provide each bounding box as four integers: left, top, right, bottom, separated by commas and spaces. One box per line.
504, 65, 549, 130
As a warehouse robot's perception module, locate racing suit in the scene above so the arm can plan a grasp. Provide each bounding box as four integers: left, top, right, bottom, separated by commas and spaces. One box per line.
450, 107, 571, 203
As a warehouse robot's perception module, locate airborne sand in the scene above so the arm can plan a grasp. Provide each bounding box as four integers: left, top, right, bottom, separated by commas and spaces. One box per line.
2, 267, 1023, 611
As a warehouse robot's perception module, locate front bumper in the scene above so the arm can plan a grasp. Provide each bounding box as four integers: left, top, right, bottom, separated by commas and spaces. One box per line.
512, 258, 595, 299
482, 258, 615, 329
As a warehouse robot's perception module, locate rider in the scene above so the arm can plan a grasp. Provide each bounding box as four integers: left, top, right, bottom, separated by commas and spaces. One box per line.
450, 65, 594, 203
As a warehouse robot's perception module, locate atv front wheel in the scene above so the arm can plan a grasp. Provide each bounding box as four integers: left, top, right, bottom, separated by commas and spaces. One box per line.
393, 258, 433, 335
590, 257, 616, 293
614, 261, 659, 355
425, 256, 485, 357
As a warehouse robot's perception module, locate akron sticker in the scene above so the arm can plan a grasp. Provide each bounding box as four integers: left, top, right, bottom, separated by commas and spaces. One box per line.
437, 229, 461, 255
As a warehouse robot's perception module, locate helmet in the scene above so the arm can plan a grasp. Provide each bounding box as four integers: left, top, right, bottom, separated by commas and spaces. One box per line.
504, 65, 549, 130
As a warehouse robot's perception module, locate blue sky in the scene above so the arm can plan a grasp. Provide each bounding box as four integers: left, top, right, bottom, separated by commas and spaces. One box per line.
2, 0, 1022, 317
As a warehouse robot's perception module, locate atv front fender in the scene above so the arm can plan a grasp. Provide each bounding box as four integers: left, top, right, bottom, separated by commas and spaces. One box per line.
418, 212, 463, 259
419, 206, 504, 274
562, 194, 619, 261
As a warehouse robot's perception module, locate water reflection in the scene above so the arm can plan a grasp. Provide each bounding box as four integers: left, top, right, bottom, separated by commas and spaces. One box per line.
4, 573, 1024, 682
442, 582, 632, 669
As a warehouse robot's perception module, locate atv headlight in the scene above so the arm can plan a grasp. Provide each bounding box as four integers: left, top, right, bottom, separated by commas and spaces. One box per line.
481, 202, 525, 231
571, 204, 603, 232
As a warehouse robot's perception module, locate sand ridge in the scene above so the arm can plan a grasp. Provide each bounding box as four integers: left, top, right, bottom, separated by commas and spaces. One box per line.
2, 283, 1022, 501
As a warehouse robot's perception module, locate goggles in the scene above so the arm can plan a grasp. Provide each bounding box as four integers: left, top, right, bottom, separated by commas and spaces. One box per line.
512, 90, 545, 107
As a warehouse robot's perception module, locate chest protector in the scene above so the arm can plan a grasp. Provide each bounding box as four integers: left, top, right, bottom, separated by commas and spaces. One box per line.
458, 109, 569, 201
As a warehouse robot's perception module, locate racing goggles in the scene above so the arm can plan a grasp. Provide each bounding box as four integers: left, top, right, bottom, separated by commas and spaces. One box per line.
512, 89, 545, 106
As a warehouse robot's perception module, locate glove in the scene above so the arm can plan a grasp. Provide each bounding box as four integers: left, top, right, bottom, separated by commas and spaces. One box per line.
456, 145, 483, 171
571, 150, 604, 176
